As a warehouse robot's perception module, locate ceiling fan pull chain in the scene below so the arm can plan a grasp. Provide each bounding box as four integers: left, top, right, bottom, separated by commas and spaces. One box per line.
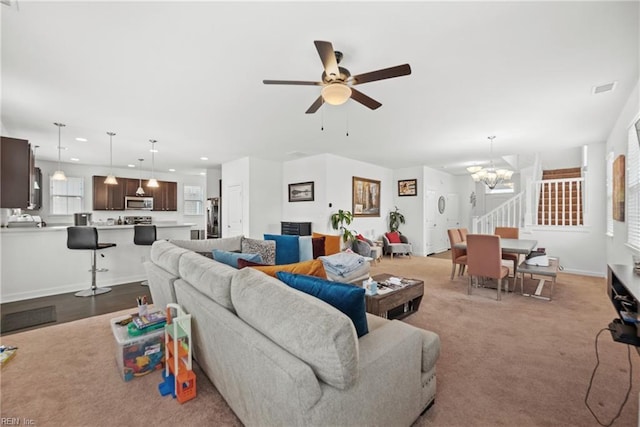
345, 103, 349, 136
321, 100, 325, 131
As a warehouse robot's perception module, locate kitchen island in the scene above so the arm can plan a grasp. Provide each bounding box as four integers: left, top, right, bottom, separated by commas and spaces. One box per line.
0, 223, 193, 302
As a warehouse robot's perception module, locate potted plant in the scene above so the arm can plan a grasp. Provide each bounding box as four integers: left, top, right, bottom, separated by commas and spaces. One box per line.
389, 206, 405, 232
330, 209, 356, 243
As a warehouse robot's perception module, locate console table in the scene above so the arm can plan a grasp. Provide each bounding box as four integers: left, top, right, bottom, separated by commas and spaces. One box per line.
607, 264, 640, 346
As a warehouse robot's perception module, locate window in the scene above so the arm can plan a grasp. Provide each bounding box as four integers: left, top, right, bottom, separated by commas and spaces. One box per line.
183, 185, 203, 215
606, 151, 614, 236
50, 176, 84, 215
627, 117, 640, 249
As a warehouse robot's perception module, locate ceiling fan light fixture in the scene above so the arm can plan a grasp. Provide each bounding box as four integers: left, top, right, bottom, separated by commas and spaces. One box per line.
321, 83, 351, 105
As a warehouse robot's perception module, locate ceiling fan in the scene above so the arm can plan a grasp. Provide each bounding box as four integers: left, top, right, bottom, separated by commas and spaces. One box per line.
263, 40, 411, 114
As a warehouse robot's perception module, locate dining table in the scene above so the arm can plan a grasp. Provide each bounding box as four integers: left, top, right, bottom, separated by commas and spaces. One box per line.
453, 237, 538, 254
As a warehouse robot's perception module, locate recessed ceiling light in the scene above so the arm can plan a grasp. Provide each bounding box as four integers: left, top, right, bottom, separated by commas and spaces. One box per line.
75, 137, 88, 142
200, 172, 206, 176
127, 164, 136, 168
70, 157, 80, 162
200, 157, 208, 161
169, 168, 176, 172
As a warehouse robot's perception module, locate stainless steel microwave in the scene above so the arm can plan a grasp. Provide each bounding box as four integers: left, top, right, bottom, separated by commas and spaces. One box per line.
125, 196, 153, 210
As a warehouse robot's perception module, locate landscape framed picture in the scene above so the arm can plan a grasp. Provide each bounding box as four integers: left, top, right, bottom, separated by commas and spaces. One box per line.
352, 176, 380, 217
288, 181, 314, 202
398, 179, 417, 196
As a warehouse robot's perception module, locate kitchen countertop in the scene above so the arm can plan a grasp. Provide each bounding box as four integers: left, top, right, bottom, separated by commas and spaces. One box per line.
0, 223, 197, 233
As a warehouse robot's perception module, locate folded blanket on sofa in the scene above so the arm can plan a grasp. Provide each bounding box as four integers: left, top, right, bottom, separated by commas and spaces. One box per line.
319, 252, 366, 278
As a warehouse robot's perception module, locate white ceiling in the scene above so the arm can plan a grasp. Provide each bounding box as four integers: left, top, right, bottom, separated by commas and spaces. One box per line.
1, 1, 638, 177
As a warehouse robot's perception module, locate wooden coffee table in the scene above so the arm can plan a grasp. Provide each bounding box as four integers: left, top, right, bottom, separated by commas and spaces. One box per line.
365, 274, 424, 319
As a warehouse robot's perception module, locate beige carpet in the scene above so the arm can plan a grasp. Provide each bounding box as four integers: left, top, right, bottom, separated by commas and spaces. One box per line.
1, 256, 638, 426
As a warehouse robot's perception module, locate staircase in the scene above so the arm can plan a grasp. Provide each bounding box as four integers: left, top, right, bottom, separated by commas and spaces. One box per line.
536, 168, 584, 226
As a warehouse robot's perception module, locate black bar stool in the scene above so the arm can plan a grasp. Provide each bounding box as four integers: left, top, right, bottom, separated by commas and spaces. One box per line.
67, 226, 116, 297
134, 225, 157, 286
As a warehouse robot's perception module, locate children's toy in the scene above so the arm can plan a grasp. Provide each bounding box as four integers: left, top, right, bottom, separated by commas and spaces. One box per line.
110, 315, 164, 381
158, 303, 196, 403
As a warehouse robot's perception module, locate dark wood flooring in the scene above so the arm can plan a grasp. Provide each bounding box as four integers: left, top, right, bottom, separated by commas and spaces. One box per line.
0, 282, 152, 336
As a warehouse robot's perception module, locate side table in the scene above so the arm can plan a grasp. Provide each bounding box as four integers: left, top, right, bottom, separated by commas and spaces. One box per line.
370, 245, 382, 263
516, 257, 559, 301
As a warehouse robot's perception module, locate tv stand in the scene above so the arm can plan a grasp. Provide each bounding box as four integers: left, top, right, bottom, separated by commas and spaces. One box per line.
607, 264, 640, 346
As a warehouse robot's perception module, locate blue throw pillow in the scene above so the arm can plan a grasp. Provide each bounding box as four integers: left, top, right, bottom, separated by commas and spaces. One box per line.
264, 234, 300, 265
276, 271, 368, 337
212, 249, 262, 269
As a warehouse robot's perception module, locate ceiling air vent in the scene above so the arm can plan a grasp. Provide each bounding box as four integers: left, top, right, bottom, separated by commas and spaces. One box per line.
592, 82, 617, 95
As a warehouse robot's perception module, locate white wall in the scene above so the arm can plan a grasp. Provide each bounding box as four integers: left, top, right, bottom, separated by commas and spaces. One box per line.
282, 154, 329, 234
606, 80, 640, 267
206, 167, 221, 198
539, 147, 583, 170
35, 159, 206, 229
393, 166, 424, 254
221, 156, 282, 239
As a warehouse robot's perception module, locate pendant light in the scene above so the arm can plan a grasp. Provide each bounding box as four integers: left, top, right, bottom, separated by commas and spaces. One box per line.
52, 122, 67, 181
104, 131, 118, 185
136, 158, 145, 196
467, 136, 514, 189
147, 139, 159, 188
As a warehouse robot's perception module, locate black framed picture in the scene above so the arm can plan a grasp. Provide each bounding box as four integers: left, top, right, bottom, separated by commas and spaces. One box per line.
398, 179, 417, 197
288, 181, 314, 202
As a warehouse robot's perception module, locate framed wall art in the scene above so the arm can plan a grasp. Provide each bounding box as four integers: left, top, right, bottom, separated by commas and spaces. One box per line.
352, 176, 380, 217
288, 181, 314, 202
398, 179, 417, 196
613, 155, 625, 221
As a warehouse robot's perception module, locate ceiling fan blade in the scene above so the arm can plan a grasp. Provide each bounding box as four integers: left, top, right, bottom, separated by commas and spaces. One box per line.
351, 64, 412, 86
263, 79, 322, 86
350, 88, 382, 110
314, 40, 339, 78
305, 96, 324, 114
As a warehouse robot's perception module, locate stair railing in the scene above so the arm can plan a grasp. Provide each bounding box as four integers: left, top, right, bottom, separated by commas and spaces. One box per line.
472, 192, 524, 234
534, 177, 585, 226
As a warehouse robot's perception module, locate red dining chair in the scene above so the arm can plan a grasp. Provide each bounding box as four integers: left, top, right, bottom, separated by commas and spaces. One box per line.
466, 234, 510, 301
447, 229, 467, 280
458, 228, 468, 241
494, 227, 519, 277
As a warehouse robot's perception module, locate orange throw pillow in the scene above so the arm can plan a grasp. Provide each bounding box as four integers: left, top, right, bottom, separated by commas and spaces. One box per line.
386, 231, 402, 244
313, 232, 341, 255
248, 259, 327, 279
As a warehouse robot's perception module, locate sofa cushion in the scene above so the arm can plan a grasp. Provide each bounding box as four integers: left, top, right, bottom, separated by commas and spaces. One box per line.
264, 234, 300, 265
150, 240, 191, 276
169, 235, 243, 253
241, 237, 276, 265
312, 232, 341, 255
276, 272, 368, 338
385, 231, 402, 244
245, 259, 327, 279
178, 252, 237, 311
312, 236, 325, 259
230, 268, 359, 390
213, 249, 263, 268
298, 236, 313, 261
237, 258, 269, 268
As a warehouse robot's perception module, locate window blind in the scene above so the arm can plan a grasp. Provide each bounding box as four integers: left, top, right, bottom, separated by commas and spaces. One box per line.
627, 119, 640, 249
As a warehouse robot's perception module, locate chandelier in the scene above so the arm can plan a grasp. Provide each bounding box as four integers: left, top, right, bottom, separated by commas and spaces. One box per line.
467, 136, 514, 189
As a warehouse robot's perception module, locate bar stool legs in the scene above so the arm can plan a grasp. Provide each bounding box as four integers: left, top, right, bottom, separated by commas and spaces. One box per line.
75, 249, 112, 297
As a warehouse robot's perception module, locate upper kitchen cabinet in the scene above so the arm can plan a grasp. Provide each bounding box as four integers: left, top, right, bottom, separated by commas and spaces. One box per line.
93, 175, 125, 210
147, 180, 177, 211
1, 137, 34, 209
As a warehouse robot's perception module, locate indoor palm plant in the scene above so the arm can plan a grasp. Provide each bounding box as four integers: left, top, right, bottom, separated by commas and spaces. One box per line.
330, 209, 356, 243
389, 206, 405, 232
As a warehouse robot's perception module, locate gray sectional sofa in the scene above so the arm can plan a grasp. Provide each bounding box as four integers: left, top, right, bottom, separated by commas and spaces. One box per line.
145, 237, 441, 426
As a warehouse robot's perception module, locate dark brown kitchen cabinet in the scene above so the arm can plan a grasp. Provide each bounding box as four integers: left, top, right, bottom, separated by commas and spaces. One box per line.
149, 180, 177, 211
93, 175, 125, 210
1, 137, 34, 209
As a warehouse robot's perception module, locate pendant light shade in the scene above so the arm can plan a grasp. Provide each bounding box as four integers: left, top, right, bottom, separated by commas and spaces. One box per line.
52, 122, 67, 181
104, 132, 118, 185
147, 139, 159, 188
136, 158, 145, 196
467, 136, 514, 189
33, 145, 40, 190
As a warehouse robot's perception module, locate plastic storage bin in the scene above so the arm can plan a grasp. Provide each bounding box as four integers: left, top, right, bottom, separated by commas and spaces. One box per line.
110, 315, 164, 381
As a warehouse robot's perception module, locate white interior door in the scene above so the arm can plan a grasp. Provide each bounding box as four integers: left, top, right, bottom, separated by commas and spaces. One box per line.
226, 184, 243, 237
425, 190, 437, 255
446, 193, 460, 229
